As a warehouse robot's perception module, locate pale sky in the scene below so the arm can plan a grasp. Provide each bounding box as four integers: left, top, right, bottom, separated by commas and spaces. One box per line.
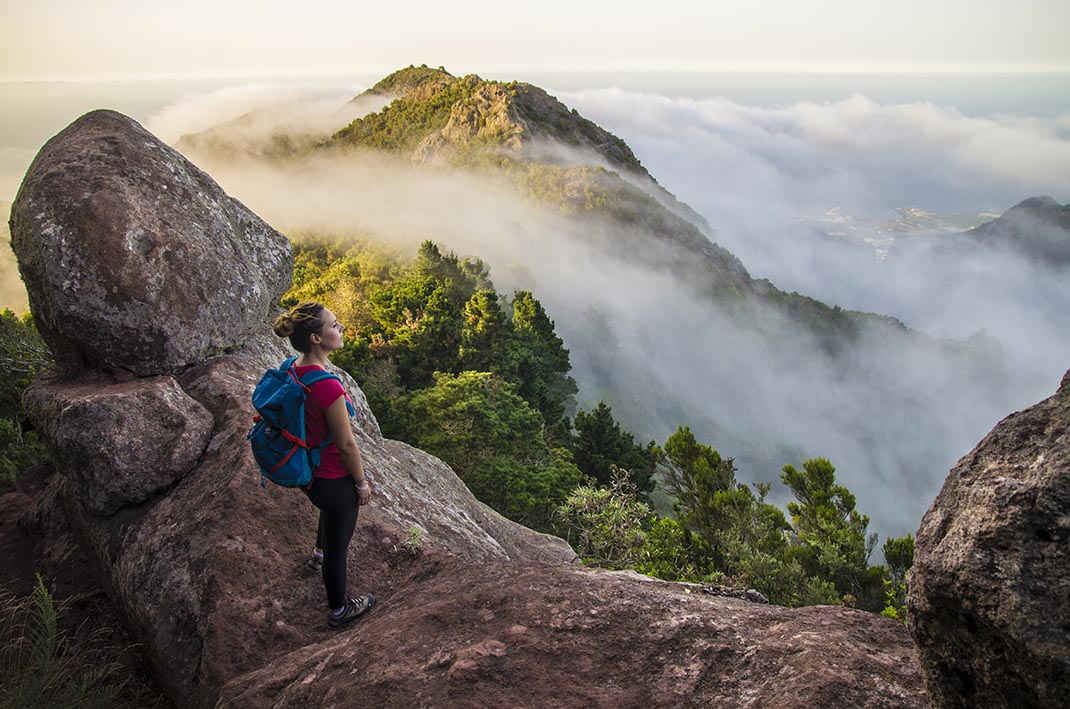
1, 0, 1068, 80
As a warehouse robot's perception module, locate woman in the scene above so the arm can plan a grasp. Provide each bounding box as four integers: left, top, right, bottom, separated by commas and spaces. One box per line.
273, 300, 375, 630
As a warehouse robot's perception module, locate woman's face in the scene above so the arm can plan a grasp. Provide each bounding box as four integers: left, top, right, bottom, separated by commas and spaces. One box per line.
315, 307, 344, 352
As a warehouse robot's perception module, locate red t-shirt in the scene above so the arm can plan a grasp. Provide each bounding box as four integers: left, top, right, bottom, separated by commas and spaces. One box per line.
294, 364, 352, 479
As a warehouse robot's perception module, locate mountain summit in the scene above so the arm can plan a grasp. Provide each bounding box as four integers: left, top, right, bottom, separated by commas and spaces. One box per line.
965, 195, 1070, 266
332, 65, 646, 175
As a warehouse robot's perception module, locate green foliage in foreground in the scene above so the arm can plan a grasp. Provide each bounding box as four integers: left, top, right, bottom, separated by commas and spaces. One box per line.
572, 402, 658, 496
286, 236, 587, 531
398, 371, 583, 528
880, 533, 915, 620
0, 575, 126, 708
286, 237, 577, 428
559, 426, 915, 612
0, 310, 51, 486
557, 467, 650, 568
781, 457, 883, 609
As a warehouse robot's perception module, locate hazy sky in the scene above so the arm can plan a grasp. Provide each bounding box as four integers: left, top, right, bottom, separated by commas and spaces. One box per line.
1, 0, 1068, 80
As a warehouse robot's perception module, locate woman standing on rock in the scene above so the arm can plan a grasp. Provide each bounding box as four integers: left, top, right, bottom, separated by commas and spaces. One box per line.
273, 301, 375, 630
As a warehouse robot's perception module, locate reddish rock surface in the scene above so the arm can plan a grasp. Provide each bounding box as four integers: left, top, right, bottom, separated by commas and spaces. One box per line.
22, 372, 213, 515
25, 338, 575, 709
219, 559, 924, 709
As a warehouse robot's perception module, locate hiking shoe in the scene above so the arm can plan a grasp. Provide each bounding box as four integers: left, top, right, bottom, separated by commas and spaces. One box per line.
305, 555, 323, 573
327, 594, 376, 630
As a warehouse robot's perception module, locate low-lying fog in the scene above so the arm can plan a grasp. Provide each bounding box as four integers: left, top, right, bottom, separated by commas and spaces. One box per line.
4, 76, 1067, 545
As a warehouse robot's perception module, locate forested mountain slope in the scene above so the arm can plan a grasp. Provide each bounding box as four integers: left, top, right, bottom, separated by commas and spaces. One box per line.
176, 65, 1013, 542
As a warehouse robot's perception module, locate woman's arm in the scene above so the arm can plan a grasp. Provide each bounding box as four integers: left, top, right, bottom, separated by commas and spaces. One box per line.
324, 395, 371, 506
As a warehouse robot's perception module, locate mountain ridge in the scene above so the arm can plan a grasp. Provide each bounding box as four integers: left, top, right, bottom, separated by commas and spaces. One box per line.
964, 194, 1070, 266
311, 65, 926, 349
170, 67, 1015, 542
333, 65, 647, 177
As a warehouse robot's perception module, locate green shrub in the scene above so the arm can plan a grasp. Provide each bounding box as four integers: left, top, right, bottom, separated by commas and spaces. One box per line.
0, 575, 126, 708
0, 310, 52, 488
557, 467, 650, 568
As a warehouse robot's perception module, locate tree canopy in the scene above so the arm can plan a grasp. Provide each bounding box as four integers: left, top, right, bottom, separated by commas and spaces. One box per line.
286, 235, 914, 613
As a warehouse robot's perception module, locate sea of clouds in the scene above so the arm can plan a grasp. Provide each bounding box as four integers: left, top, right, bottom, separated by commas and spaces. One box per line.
3, 77, 1068, 544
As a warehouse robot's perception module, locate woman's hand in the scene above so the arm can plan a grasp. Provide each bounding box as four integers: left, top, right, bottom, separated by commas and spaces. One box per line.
356, 479, 372, 506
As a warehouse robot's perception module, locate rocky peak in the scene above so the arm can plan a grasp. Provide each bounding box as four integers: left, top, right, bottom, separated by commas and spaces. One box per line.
966, 194, 1070, 267
334, 66, 646, 176
413, 80, 528, 162
1014, 195, 1061, 210
363, 64, 459, 101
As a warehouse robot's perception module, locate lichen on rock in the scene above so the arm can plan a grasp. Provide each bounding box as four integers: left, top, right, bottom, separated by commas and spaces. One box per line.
23, 372, 213, 516
9, 109, 292, 376
908, 369, 1070, 708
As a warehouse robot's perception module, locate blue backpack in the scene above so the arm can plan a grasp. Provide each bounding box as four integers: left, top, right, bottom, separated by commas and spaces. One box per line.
247, 357, 352, 488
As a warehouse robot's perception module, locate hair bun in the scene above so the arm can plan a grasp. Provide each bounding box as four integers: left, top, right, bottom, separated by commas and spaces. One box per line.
272, 312, 296, 338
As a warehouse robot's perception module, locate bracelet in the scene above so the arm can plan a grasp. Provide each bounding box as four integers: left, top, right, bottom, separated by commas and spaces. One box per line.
355, 479, 369, 487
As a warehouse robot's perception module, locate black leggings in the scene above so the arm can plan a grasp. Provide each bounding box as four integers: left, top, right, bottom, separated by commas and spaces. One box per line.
303, 476, 360, 609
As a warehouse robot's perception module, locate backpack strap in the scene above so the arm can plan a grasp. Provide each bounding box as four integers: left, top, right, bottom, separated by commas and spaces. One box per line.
285, 361, 352, 469
297, 369, 340, 388
287, 361, 351, 413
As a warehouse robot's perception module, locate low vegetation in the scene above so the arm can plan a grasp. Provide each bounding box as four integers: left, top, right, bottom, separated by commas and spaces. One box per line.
0, 575, 128, 708
0, 309, 50, 487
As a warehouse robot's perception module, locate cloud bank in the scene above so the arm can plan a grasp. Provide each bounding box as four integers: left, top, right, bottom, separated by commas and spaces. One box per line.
8, 81, 1068, 546
556, 88, 1070, 402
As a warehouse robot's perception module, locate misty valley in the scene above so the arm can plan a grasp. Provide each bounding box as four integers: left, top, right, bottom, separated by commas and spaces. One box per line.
3, 66, 1068, 619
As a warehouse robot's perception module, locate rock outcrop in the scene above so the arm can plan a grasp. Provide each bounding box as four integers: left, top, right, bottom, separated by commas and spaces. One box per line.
410, 75, 645, 176
220, 560, 924, 709
13, 111, 574, 708
22, 373, 213, 516
908, 369, 1070, 707
11, 109, 934, 708
9, 110, 292, 376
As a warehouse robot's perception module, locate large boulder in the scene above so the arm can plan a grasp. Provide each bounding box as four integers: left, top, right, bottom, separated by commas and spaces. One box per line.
22, 372, 213, 516
30, 338, 576, 708
907, 369, 1070, 707
8, 109, 291, 376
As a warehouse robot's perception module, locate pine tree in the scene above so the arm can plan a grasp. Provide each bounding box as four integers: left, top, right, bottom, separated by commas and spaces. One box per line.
507, 291, 577, 423
572, 401, 657, 493
780, 458, 879, 607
